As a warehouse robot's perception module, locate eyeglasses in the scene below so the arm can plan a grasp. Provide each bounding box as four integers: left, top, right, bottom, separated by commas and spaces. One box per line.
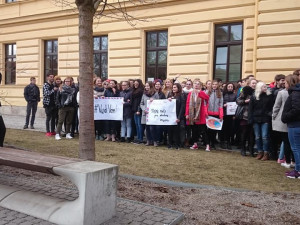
65, 80, 71, 82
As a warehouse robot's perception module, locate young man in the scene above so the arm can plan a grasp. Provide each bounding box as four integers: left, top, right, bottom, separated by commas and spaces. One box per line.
23, 77, 40, 129
43, 74, 58, 136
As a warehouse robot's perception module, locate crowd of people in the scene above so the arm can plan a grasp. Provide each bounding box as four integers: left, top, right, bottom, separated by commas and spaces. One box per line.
22, 69, 300, 179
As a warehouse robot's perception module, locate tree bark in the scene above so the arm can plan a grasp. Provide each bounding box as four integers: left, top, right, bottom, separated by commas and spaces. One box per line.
76, 0, 96, 160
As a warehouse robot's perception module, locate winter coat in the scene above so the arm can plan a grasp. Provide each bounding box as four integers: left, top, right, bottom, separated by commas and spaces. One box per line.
248, 92, 273, 124
281, 83, 300, 128
43, 82, 55, 107
94, 87, 105, 98
56, 85, 76, 108
131, 88, 143, 114
167, 93, 186, 121
272, 89, 288, 132
104, 88, 120, 98
207, 90, 224, 119
140, 92, 159, 124
236, 87, 254, 121
120, 88, 133, 119
24, 84, 40, 103
223, 91, 236, 116
185, 91, 209, 125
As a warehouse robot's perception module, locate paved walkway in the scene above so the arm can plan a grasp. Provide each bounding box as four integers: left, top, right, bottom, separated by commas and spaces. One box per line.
0, 112, 184, 225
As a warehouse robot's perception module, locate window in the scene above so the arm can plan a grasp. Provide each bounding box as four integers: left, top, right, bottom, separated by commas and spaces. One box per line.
44, 40, 58, 81
93, 36, 108, 79
213, 23, 243, 82
6, 0, 17, 2
5, 43, 16, 85
146, 30, 168, 81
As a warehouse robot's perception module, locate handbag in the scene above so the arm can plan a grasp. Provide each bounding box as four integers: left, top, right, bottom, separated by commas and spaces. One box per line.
234, 105, 244, 119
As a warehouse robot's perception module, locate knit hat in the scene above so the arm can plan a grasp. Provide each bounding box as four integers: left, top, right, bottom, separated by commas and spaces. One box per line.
154, 79, 163, 85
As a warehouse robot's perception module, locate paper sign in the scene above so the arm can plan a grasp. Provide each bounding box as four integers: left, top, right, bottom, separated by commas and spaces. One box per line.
94, 97, 123, 120
206, 116, 223, 130
226, 102, 238, 115
146, 99, 177, 125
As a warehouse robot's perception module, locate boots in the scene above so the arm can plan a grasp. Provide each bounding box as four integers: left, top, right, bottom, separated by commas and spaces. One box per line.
240, 147, 246, 156
261, 152, 269, 161
220, 142, 226, 149
249, 147, 255, 157
256, 152, 264, 160
226, 142, 232, 150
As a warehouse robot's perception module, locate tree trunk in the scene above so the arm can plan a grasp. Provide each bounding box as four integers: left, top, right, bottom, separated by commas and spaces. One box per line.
77, 1, 96, 160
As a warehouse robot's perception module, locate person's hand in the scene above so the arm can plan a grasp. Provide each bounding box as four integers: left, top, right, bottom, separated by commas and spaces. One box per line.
186, 115, 189, 119
220, 118, 223, 122
150, 98, 154, 102
136, 111, 140, 115
101, 96, 105, 99
54, 87, 58, 91
145, 110, 148, 114
224, 104, 227, 107
112, 88, 116, 93
127, 99, 130, 102
168, 98, 172, 101
176, 119, 180, 123
245, 99, 250, 103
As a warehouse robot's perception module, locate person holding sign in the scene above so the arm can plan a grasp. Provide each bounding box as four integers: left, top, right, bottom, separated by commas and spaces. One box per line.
103, 80, 120, 142
185, 79, 209, 150
167, 83, 186, 149
206, 80, 224, 150
220, 82, 237, 150
140, 81, 160, 146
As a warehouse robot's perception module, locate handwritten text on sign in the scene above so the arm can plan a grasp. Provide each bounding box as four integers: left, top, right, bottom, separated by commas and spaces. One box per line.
146, 99, 177, 125
94, 97, 123, 120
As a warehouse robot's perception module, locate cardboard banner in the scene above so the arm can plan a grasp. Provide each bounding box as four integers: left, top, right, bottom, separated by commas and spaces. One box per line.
226, 102, 238, 115
146, 99, 177, 125
206, 116, 223, 130
94, 97, 123, 120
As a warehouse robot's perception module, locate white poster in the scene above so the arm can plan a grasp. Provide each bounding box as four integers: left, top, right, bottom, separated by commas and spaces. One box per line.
226, 102, 238, 115
206, 116, 223, 130
94, 97, 123, 120
146, 99, 177, 125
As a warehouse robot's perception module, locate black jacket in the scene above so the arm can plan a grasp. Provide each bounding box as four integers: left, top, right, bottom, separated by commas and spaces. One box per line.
223, 91, 236, 116
167, 93, 186, 120
120, 88, 133, 119
104, 88, 120, 97
281, 84, 300, 128
56, 85, 76, 108
131, 88, 143, 113
248, 92, 273, 124
24, 84, 40, 103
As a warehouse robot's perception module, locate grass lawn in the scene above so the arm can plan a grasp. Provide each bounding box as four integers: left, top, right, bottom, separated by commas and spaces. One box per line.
4, 128, 300, 193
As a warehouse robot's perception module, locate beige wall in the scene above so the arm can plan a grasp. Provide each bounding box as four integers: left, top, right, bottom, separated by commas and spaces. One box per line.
0, 0, 299, 106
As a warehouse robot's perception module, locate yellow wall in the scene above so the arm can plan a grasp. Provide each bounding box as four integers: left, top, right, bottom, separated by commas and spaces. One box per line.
0, 0, 299, 106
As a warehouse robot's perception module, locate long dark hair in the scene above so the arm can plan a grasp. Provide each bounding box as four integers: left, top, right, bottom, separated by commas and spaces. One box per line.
223, 82, 236, 94
144, 81, 155, 96
133, 79, 144, 92
170, 83, 182, 97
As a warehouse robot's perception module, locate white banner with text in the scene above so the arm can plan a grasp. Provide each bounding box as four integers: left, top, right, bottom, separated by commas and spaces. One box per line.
94, 97, 123, 120
146, 99, 177, 125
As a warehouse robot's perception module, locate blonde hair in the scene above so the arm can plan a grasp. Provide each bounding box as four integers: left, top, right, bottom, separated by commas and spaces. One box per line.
254, 81, 271, 100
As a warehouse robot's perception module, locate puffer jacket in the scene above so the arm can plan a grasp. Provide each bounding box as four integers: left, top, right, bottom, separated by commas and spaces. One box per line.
248, 92, 273, 124
120, 88, 132, 119
207, 90, 223, 119
281, 83, 300, 128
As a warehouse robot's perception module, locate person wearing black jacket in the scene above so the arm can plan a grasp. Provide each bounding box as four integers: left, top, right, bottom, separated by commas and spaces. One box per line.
167, 83, 186, 149
220, 82, 237, 150
281, 75, 300, 179
23, 77, 40, 129
0, 101, 5, 147
55, 77, 76, 140
120, 81, 133, 142
131, 79, 144, 144
248, 82, 273, 161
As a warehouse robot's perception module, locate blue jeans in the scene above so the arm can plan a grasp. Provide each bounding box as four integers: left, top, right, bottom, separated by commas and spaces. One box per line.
121, 118, 132, 138
278, 142, 285, 160
288, 127, 300, 172
253, 123, 269, 152
146, 125, 160, 142
134, 114, 143, 141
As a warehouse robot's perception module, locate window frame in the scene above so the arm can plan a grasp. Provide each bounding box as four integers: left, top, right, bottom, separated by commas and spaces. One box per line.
213, 22, 243, 82
44, 39, 58, 82
5, 43, 16, 85
145, 30, 168, 81
6, 0, 17, 3
93, 35, 108, 79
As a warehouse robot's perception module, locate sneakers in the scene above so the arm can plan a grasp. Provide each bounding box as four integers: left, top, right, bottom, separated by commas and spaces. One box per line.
46, 132, 52, 137
51, 132, 56, 136
23, 125, 28, 129
285, 170, 300, 179
55, 134, 61, 140
153, 142, 158, 147
190, 144, 198, 150
205, 145, 210, 152
30, 125, 34, 129
66, 133, 73, 139
281, 162, 291, 168
277, 158, 285, 164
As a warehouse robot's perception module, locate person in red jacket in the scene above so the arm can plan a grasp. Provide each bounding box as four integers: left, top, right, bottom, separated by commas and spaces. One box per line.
185, 79, 209, 151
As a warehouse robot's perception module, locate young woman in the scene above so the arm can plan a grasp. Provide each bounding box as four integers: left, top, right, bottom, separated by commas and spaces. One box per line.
131, 79, 144, 144
93, 77, 105, 140
220, 82, 237, 150
205, 80, 212, 92
120, 81, 133, 142
248, 82, 273, 160
167, 83, 186, 149
55, 77, 76, 140
183, 80, 193, 94
206, 80, 223, 150
162, 79, 173, 98
281, 75, 300, 178
140, 82, 160, 146
272, 75, 295, 168
103, 80, 120, 142
185, 79, 209, 150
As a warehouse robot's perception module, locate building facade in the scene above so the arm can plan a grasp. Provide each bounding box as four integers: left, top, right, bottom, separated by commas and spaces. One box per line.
0, 0, 299, 106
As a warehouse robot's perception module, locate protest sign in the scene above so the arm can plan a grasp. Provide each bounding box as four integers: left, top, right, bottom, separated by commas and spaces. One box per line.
226, 102, 238, 115
206, 116, 223, 130
94, 97, 123, 120
146, 99, 177, 125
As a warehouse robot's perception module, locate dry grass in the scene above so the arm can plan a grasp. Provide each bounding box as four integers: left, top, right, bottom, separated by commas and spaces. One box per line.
4, 128, 300, 193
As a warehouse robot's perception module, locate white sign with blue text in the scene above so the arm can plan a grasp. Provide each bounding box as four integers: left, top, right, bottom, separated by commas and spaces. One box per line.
146, 99, 177, 125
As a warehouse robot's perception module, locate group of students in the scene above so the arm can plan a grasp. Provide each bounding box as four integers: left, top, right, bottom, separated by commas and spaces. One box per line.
29, 69, 300, 179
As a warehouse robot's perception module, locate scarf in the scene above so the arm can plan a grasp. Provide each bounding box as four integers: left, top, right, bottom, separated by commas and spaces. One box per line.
188, 90, 201, 125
